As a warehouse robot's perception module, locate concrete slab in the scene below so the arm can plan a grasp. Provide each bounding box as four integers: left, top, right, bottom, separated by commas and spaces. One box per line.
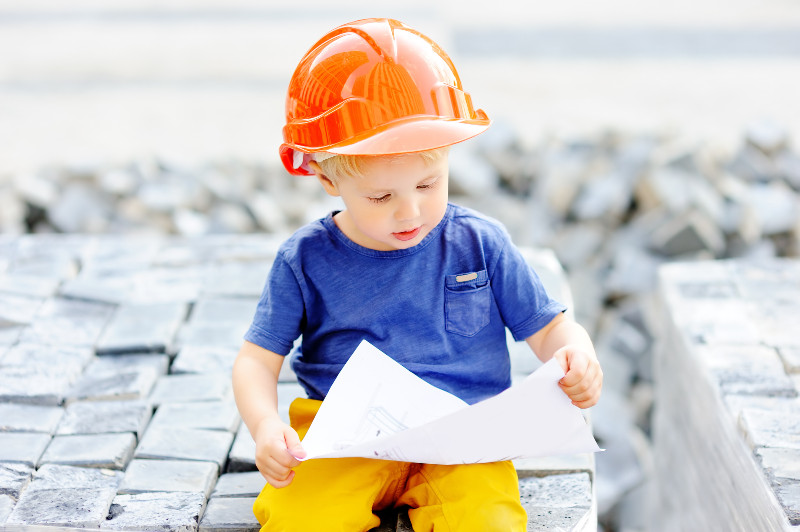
226, 425, 256, 473
32, 464, 123, 491
199, 497, 259, 532
56, 400, 152, 439
0, 403, 64, 433
119, 459, 218, 498
96, 302, 188, 354
148, 401, 240, 433
0, 433, 52, 467
102, 491, 207, 531
0, 463, 33, 500
211, 472, 265, 498
66, 367, 160, 403
40, 433, 137, 470
134, 427, 233, 471
171, 345, 239, 376
148, 374, 233, 406
6, 486, 117, 528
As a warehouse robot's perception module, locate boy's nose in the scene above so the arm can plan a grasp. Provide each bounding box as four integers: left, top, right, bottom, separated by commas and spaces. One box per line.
395, 198, 420, 221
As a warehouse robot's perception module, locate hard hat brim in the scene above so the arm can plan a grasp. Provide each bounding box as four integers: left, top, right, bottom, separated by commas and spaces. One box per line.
281, 115, 490, 176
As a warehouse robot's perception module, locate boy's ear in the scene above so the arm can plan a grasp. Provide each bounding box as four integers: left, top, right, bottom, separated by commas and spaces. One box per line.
309, 161, 340, 197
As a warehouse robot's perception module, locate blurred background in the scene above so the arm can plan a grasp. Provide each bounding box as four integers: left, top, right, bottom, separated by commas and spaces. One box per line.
2, 1, 800, 530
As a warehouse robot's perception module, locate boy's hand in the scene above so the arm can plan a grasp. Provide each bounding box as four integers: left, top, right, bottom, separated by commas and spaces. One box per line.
553, 346, 603, 409
254, 417, 307, 488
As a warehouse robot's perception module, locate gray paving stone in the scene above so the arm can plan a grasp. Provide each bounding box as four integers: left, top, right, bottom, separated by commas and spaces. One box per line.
149, 401, 240, 433
211, 472, 265, 498
40, 433, 137, 470
0, 463, 33, 500
226, 425, 256, 473
740, 408, 800, 450
774, 478, 800, 526
1, 342, 94, 377
171, 345, 239, 375
0, 325, 22, 347
199, 497, 259, 532
699, 345, 797, 397
0, 366, 76, 405
88, 352, 171, 375
56, 401, 152, 439
0, 403, 64, 433
201, 260, 271, 297
148, 374, 233, 406
102, 491, 206, 531
518, 473, 593, 509
0, 273, 61, 298
0, 493, 14, 523
6, 486, 117, 528
119, 459, 218, 498
0, 433, 51, 467
524, 506, 594, 531
756, 448, 800, 481
178, 297, 257, 348
779, 347, 800, 374
0, 343, 92, 405
96, 302, 188, 354
0, 292, 43, 325
277, 382, 306, 424
67, 367, 161, 403
134, 427, 233, 471
31, 464, 124, 491
20, 297, 115, 346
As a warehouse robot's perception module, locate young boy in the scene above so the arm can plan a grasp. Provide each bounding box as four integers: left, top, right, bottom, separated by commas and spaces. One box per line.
233, 18, 602, 531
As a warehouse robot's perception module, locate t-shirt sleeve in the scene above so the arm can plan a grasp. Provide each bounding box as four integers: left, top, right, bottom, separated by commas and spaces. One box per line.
243, 252, 304, 355
491, 237, 567, 342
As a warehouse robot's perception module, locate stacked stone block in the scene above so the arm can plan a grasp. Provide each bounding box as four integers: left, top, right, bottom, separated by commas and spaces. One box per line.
652, 259, 800, 530
0, 234, 596, 531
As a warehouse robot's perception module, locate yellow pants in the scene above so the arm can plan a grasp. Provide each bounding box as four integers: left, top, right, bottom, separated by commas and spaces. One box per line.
253, 398, 527, 531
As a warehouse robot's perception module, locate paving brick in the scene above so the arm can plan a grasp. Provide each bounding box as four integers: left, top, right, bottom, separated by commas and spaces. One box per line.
148, 401, 240, 433
0, 403, 64, 433
277, 382, 306, 424
226, 425, 256, 473
96, 302, 188, 354
0, 433, 51, 467
700, 345, 797, 397
519, 473, 593, 532
0, 493, 14, 523
0, 292, 43, 325
740, 408, 800, 450
756, 447, 800, 481
102, 491, 206, 531
67, 367, 161, 403
199, 497, 259, 532
0, 325, 22, 347
134, 426, 233, 471
56, 400, 152, 439
6, 486, 117, 528
149, 374, 233, 406
32, 464, 123, 491
0, 273, 61, 298
119, 459, 218, 498
773, 478, 800, 526
201, 261, 271, 298
779, 347, 800, 374
178, 297, 257, 348
211, 472, 265, 498
0, 463, 33, 500
20, 297, 115, 346
40, 433, 137, 470
171, 345, 239, 375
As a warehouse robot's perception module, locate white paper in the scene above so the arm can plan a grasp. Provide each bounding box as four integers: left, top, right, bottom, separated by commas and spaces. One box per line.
300, 340, 601, 464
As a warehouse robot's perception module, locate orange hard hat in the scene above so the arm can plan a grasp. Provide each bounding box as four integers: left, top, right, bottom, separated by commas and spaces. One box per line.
279, 18, 491, 175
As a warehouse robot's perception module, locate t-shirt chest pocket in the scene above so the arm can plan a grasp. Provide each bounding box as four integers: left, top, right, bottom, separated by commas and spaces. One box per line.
444, 270, 491, 337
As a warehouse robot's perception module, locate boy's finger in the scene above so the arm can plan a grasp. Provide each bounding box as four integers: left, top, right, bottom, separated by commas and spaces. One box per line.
559, 355, 589, 387
284, 428, 306, 460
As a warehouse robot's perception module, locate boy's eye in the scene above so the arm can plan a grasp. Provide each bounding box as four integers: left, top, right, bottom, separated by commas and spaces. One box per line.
368, 194, 391, 203
418, 178, 438, 190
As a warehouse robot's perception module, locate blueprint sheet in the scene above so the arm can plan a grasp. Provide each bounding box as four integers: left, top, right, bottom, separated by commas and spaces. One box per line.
299, 340, 601, 464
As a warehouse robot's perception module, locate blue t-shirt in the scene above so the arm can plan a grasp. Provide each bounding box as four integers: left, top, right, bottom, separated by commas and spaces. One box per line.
244, 203, 566, 404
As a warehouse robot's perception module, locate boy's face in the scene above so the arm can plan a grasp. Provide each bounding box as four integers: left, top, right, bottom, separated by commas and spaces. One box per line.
316, 154, 449, 251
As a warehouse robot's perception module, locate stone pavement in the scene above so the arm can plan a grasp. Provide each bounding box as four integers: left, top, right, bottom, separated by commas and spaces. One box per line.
0, 233, 596, 531
652, 258, 800, 530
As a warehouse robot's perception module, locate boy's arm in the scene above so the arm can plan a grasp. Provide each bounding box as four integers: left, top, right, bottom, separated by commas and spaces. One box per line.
525, 313, 603, 409
232, 341, 306, 488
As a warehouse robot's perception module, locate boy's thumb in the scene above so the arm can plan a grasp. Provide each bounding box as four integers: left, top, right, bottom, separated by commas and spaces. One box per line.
284, 429, 306, 459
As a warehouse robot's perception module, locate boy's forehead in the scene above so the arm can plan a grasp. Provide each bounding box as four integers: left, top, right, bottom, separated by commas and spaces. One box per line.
353, 155, 447, 185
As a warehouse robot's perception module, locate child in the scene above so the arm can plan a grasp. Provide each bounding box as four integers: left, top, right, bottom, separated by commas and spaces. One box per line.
232, 18, 602, 532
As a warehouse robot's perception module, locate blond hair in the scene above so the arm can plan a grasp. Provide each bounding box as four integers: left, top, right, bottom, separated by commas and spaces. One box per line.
316, 147, 449, 180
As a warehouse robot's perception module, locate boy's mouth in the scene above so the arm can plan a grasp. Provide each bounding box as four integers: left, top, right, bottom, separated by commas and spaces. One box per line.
392, 227, 421, 241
